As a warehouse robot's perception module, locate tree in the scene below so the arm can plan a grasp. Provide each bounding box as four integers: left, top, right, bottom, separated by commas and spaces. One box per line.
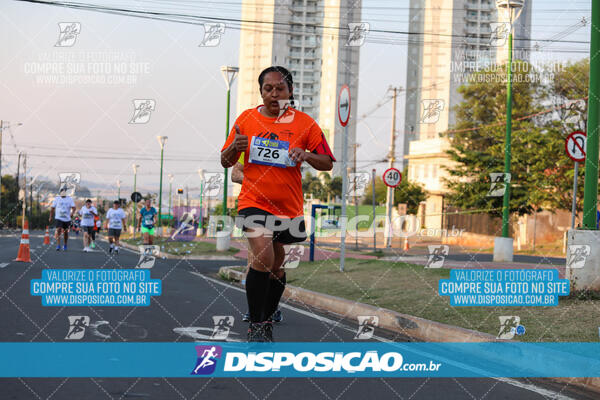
441, 59, 586, 216
1, 175, 19, 227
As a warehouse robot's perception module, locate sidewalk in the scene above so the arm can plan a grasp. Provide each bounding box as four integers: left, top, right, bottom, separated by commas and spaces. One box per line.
193, 237, 377, 261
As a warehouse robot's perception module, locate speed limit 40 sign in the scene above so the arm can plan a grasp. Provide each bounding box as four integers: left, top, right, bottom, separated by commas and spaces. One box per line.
383, 168, 402, 188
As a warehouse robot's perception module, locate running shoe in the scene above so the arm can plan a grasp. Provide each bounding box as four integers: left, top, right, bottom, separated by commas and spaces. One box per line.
56, 245, 61, 251
242, 312, 250, 322
90, 242, 96, 249
247, 322, 264, 342
270, 309, 283, 323
63, 245, 67, 251
109, 246, 113, 254
114, 247, 119, 254
262, 322, 274, 342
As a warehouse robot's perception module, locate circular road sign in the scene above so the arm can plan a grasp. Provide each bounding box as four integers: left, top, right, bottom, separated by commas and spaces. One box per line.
338, 84, 351, 127
383, 168, 402, 188
565, 131, 586, 162
131, 191, 143, 202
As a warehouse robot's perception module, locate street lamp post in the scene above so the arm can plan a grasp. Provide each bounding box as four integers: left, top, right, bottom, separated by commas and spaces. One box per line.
168, 173, 174, 224
220, 66, 238, 218
493, 0, 524, 262
157, 136, 168, 232
117, 180, 121, 200
198, 169, 205, 235
132, 164, 139, 236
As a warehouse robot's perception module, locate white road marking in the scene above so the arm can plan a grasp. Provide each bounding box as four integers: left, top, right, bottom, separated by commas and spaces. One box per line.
0, 263, 9, 268
173, 327, 243, 342
192, 272, 577, 400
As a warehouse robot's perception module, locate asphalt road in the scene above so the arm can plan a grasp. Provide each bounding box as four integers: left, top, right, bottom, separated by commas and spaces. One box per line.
0, 230, 594, 400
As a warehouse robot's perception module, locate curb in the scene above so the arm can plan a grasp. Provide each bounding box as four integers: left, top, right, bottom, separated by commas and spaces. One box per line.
218, 266, 600, 394
218, 266, 494, 342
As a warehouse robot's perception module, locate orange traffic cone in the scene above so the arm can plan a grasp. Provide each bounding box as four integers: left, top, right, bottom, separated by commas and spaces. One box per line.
403, 237, 410, 252
43, 226, 51, 245
15, 220, 32, 262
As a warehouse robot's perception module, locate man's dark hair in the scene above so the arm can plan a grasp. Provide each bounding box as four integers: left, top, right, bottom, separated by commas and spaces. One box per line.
258, 66, 295, 107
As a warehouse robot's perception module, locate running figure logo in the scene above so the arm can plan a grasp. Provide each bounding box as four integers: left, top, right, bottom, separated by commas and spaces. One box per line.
487, 173, 511, 197
65, 316, 90, 340
55, 22, 81, 47
355, 316, 378, 339
567, 245, 590, 269
129, 99, 156, 124
497, 316, 526, 340
204, 173, 224, 198
346, 22, 370, 46
58, 172, 81, 197
136, 245, 160, 269
489, 22, 511, 46
210, 316, 234, 340
425, 245, 449, 269
347, 172, 370, 197
191, 345, 223, 375
199, 23, 225, 47
171, 208, 198, 241
420, 99, 445, 124
283, 245, 304, 269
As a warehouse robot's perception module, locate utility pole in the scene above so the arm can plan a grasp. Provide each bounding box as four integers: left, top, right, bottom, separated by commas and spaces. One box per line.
21, 153, 26, 226
385, 86, 401, 248
353, 143, 360, 250
16, 151, 21, 227
0, 120, 3, 217
583, 0, 600, 228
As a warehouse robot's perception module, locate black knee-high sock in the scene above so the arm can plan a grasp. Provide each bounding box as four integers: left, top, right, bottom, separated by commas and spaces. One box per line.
265, 273, 286, 320
245, 268, 271, 323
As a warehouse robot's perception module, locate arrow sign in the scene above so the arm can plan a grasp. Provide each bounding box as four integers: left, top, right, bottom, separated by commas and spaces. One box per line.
338, 85, 351, 127
565, 131, 586, 162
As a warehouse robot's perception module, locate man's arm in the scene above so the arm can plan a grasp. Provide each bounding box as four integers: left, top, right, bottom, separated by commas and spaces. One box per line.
289, 148, 333, 171
49, 208, 55, 222
231, 162, 244, 184
221, 125, 247, 168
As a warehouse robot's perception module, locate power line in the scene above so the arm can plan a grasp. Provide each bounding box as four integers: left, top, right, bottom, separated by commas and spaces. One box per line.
12, 0, 592, 45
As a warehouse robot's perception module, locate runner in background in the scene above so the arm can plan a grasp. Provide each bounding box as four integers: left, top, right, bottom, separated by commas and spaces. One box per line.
91, 213, 101, 249
221, 66, 335, 341
78, 199, 98, 252
49, 187, 76, 251
106, 200, 127, 254
138, 198, 157, 245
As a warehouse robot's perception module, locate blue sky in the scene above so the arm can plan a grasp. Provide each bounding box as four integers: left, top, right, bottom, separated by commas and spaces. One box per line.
0, 0, 592, 199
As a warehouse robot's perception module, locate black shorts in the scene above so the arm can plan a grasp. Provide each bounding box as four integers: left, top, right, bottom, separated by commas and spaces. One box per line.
82, 226, 94, 234
237, 207, 306, 244
55, 220, 71, 229
108, 228, 122, 238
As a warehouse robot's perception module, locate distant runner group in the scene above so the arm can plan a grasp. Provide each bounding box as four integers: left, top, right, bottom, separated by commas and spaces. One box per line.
48, 188, 156, 253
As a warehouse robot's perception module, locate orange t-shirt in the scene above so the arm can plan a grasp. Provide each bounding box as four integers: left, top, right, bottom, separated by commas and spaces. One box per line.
221, 106, 334, 218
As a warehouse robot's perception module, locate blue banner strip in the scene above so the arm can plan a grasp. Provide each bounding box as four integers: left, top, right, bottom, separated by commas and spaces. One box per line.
1, 342, 600, 378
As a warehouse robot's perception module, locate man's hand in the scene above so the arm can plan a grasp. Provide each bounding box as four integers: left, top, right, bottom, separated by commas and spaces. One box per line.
289, 147, 309, 163
232, 125, 248, 152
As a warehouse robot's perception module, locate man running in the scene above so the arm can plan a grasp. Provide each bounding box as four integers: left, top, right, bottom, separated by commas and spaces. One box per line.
233, 157, 283, 324
78, 199, 98, 252
221, 66, 334, 341
106, 200, 127, 254
49, 187, 76, 251
138, 198, 157, 245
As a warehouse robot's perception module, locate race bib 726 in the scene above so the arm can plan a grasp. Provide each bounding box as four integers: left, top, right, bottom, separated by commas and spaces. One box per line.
248, 137, 296, 168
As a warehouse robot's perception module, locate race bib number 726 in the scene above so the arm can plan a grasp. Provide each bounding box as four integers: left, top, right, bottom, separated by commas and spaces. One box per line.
248, 137, 296, 168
